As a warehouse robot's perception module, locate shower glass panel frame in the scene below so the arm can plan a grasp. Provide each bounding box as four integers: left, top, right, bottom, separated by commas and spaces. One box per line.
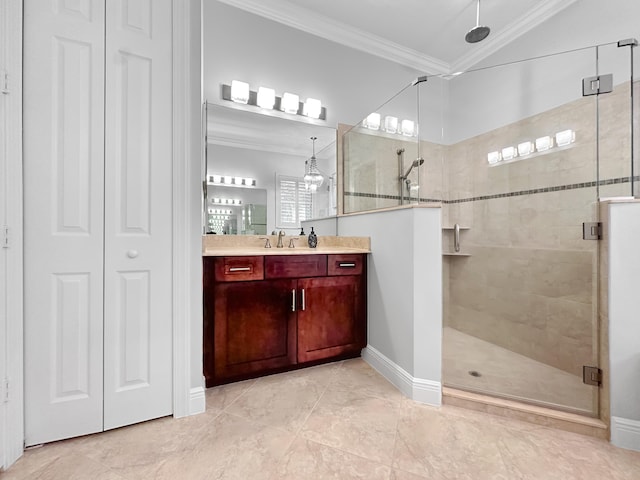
342, 41, 637, 417
341, 75, 447, 213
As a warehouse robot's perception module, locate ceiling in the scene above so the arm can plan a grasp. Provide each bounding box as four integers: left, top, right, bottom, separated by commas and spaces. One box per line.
217, 0, 578, 74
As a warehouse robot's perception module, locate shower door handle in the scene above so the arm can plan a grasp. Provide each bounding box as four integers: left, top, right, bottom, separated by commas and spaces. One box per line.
454, 223, 461, 252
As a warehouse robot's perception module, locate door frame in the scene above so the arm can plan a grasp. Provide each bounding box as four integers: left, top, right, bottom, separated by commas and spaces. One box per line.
1, 0, 203, 469
1, 0, 24, 470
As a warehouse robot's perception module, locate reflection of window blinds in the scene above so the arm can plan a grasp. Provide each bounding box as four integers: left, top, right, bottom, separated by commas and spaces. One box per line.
277, 175, 312, 228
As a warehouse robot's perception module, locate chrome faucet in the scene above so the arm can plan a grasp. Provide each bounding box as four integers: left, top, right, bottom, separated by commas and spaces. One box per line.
277, 230, 285, 248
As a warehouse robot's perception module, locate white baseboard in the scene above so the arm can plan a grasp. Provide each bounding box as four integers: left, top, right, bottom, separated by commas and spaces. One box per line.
189, 386, 206, 415
611, 416, 640, 452
362, 346, 441, 406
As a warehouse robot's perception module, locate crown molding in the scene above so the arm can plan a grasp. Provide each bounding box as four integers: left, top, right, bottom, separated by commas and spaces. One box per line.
217, 0, 450, 75
451, 0, 580, 73
220, 0, 578, 76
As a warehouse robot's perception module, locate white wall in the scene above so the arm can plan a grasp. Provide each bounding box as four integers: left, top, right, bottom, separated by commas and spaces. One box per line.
608, 202, 640, 451
337, 207, 442, 405
203, 1, 421, 129
446, 0, 640, 143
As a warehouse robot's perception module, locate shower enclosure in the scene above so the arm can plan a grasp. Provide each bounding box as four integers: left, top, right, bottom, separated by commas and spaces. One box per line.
342, 41, 638, 417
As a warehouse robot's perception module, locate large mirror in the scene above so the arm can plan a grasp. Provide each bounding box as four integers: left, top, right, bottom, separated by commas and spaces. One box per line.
205, 103, 337, 235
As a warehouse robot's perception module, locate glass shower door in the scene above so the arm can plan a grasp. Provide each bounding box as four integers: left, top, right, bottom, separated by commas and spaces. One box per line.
441, 46, 605, 416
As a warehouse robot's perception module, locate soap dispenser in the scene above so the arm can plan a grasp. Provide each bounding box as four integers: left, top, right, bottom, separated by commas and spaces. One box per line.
299, 227, 305, 236
308, 227, 318, 248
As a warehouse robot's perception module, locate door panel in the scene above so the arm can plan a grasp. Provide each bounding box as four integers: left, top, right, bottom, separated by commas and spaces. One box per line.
103, 0, 173, 430
24, 0, 105, 446
212, 280, 298, 384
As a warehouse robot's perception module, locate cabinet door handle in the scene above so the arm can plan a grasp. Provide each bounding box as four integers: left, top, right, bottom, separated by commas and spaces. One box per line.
338, 263, 356, 268
291, 289, 296, 312
301, 288, 306, 311
228, 266, 251, 272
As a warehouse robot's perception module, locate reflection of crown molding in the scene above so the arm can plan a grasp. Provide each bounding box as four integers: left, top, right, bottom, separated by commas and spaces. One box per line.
219, 0, 577, 75
451, 0, 579, 73
207, 132, 335, 160
218, 0, 449, 75
207, 133, 305, 156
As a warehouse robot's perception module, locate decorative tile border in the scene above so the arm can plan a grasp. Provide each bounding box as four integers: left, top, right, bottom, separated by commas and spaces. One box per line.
344, 175, 639, 205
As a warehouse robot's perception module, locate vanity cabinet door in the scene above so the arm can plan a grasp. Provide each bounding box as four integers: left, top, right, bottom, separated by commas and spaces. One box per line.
210, 279, 297, 385
297, 275, 366, 363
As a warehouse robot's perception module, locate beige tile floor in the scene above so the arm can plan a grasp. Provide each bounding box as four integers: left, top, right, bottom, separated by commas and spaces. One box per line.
443, 327, 595, 414
4, 358, 640, 479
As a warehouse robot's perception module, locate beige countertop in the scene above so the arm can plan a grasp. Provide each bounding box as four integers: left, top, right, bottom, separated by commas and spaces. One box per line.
202, 235, 371, 257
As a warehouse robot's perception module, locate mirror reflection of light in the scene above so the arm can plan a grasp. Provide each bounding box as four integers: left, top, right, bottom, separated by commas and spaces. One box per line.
384, 116, 398, 134
401, 119, 415, 137
364, 113, 381, 130
555, 129, 575, 147
535, 136, 553, 152
517, 141, 534, 156
501, 146, 517, 161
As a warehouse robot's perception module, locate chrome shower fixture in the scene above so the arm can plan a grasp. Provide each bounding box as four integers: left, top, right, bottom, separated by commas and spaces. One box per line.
465, 0, 491, 44
402, 158, 425, 180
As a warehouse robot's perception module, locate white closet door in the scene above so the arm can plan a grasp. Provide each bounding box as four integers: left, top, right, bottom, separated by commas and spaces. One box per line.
102, 0, 173, 429
23, 0, 106, 446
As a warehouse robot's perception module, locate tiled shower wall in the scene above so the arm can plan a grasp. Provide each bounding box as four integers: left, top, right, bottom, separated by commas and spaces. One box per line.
343, 81, 636, 380
444, 82, 636, 377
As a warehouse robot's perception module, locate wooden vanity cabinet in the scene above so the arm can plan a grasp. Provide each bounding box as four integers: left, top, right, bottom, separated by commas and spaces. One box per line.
203, 253, 367, 386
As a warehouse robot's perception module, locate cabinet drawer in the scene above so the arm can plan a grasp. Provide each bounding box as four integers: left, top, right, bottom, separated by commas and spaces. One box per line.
265, 255, 327, 279
214, 256, 264, 282
328, 254, 364, 276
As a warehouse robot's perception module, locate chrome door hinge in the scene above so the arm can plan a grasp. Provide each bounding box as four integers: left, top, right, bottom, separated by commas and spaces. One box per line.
582, 74, 613, 96
582, 222, 602, 240
583, 366, 602, 387
2, 225, 9, 248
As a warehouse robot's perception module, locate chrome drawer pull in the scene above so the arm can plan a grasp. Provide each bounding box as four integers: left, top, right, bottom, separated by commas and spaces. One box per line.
291, 289, 296, 312
229, 266, 251, 272
338, 263, 356, 268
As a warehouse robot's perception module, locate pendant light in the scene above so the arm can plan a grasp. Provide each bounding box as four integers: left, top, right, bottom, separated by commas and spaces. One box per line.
303, 136, 324, 191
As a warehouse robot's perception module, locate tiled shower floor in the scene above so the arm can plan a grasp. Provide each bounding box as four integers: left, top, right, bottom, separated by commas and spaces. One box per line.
443, 326, 595, 414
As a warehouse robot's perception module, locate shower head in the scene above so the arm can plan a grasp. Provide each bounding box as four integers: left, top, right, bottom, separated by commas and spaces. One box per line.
465, 0, 490, 43
402, 157, 425, 179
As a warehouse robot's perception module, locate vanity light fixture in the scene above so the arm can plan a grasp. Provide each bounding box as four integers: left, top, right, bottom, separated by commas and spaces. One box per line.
210, 198, 242, 206
303, 98, 322, 119
364, 113, 381, 130
222, 81, 327, 120
501, 146, 517, 161
256, 86, 276, 109
535, 136, 553, 152
384, 116, 398, 134
487, 151, 501, 165
281, 92, 300, 114
401, 119, 416, 137
555, 129, 575, 147
230, 80, 250, 104
303, 136, 324, 192
488, 130, 577, 166
517, 141, 535, 156
208, 174, 256, 187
